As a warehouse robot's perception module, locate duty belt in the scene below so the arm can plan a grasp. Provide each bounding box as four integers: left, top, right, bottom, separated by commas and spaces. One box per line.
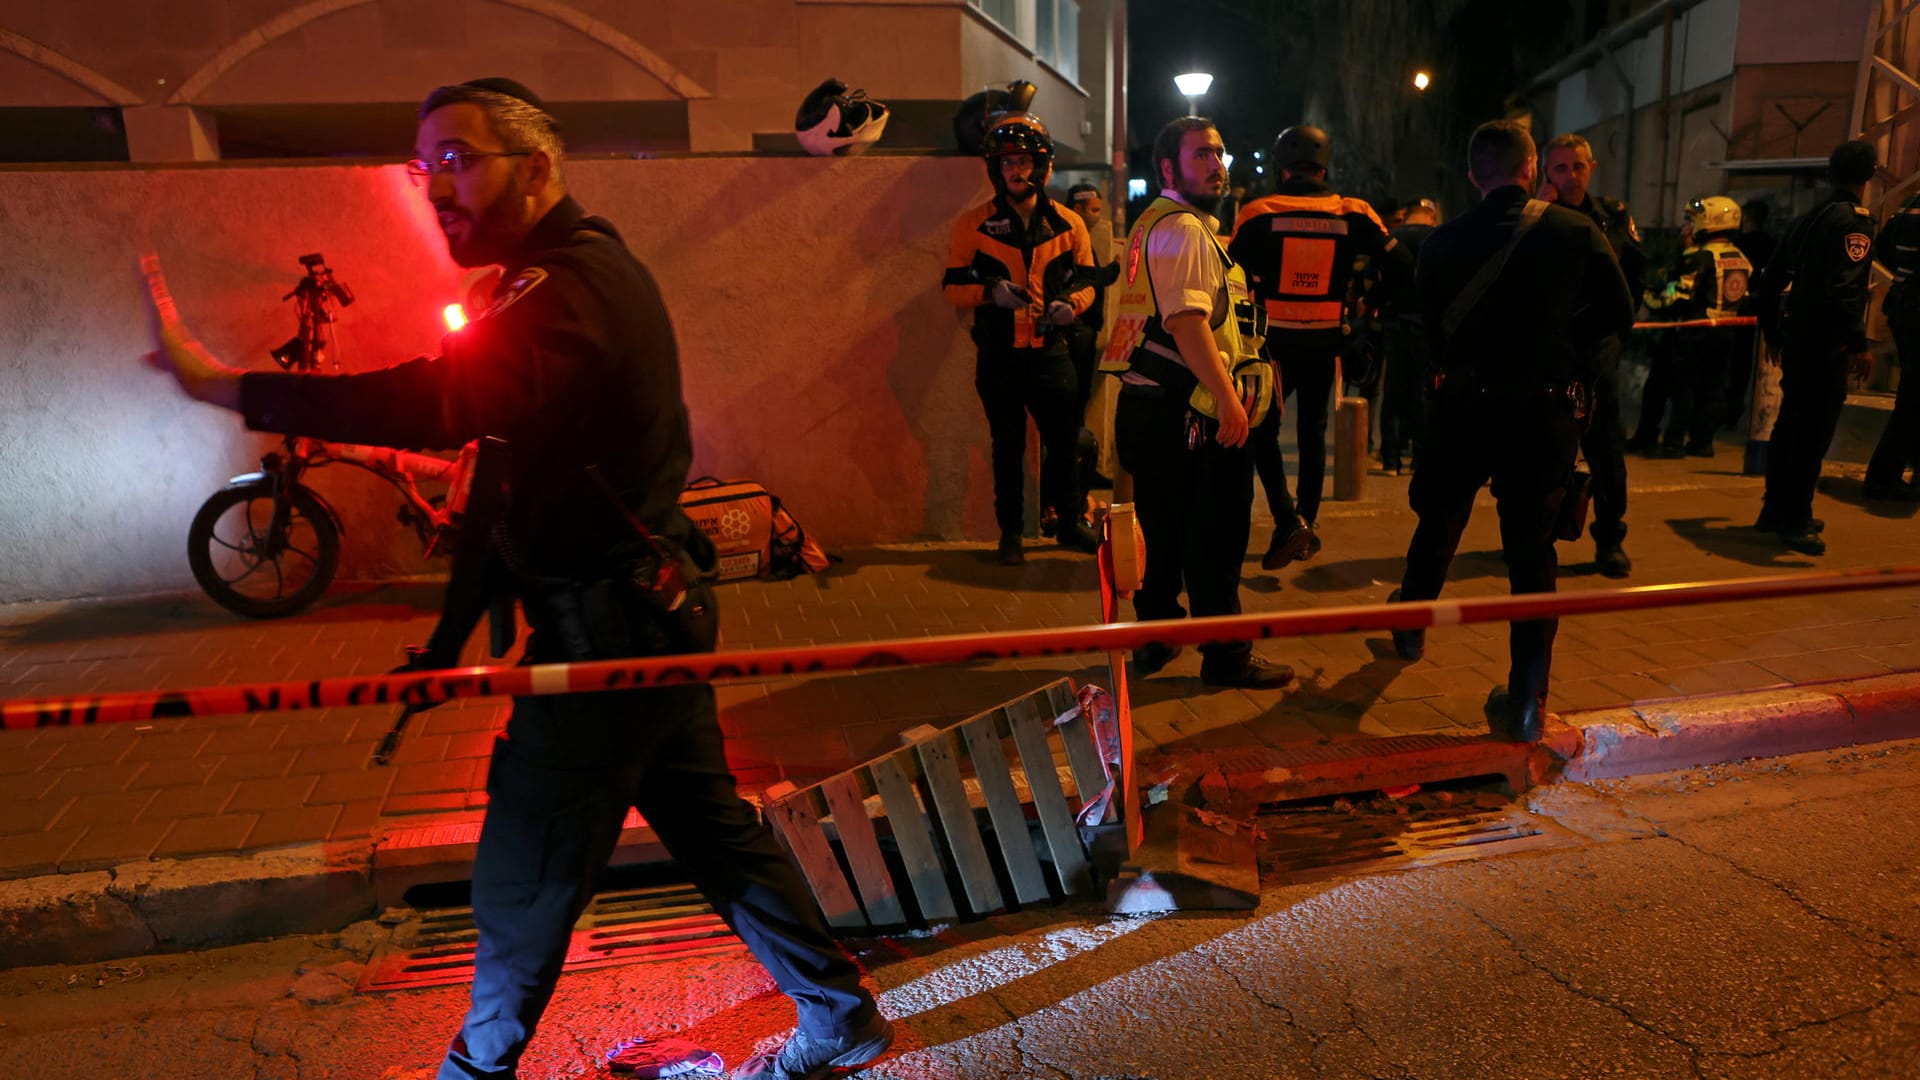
1121, 341, 1200, 397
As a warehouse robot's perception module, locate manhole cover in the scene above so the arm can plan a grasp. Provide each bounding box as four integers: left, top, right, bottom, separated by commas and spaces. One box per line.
1259, 800, 1571, 884
360, 881, 745, 993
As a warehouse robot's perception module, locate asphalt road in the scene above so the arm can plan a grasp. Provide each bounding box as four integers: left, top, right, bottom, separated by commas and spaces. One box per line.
2, 740, 1916, 1080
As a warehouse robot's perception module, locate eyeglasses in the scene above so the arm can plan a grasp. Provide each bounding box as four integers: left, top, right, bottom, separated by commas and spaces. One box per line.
405, 149, 531, 185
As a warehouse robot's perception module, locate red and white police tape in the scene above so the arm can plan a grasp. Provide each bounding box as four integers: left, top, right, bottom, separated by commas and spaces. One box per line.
1630, 316, 1759, 331
6, 564, 1920, 730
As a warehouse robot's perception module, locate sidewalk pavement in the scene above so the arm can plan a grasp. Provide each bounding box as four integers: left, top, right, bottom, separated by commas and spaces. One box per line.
4, 437, 1920, 961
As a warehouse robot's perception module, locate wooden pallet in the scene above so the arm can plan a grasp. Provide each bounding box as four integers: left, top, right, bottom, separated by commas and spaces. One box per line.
762, 677, 1110, 931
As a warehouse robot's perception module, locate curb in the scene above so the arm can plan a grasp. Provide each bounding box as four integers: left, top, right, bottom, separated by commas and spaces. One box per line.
6, 670, 1919, 969
1180, 670, 1920, 810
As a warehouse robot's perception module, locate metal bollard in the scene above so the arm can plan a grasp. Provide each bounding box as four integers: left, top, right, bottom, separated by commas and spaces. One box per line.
1333, 395, 1369, 501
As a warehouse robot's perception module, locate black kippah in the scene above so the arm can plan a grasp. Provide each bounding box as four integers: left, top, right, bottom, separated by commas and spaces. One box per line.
458, 77, 548, 113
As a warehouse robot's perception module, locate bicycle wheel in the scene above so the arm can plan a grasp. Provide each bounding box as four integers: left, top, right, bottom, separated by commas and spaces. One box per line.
187, 483, 341, 618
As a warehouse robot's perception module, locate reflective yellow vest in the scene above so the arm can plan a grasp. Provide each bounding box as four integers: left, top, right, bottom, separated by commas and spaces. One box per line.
1100, 197, 1271, 424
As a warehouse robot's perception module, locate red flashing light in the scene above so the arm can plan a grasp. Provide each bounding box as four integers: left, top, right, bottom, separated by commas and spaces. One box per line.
443, 304, 468, 332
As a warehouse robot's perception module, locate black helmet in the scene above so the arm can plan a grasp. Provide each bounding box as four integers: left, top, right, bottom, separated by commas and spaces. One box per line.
981, 113, 1054, 189
953, 80, 1039, 154
1273, 125, 1331, 172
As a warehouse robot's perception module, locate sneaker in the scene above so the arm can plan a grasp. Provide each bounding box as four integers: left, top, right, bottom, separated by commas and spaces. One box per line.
1132, 641, 1181, 676
996, 535, 1024, 566
734, 1016, 894, 1080
1594, 543, 1631, 579
1385, 588, 1423, 660
1261, 521, 1314, 570
1483, 686, 1544, 743
1199, 654, 1295, 689
1779, 527, 1826, 556
1044, 507, 1105, 549
1753, 513, 1824, 534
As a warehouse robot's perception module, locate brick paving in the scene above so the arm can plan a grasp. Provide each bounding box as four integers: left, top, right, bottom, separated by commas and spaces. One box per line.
2, 442, 1919, 880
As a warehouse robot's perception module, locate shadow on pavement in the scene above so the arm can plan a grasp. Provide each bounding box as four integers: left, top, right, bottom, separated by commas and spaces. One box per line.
1817, 475, 1920, 520
1664, 517, 1818, 569
1274, 549, 1503, 595
820, 544, 1100, 595
0, 578, 443, 646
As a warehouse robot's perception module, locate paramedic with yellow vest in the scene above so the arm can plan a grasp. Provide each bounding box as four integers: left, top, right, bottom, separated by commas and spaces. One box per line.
1643, 196, 1753, 457
1230, 124, 1390, 569
943, 112, 1099, 565
1102, 116, 1296, 689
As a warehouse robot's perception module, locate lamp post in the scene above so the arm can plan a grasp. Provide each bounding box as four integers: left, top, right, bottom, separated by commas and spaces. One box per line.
1174, 72, 1213, 117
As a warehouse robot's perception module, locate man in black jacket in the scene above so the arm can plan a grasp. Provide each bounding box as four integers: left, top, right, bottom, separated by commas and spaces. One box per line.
1540, 132, 1645, 577
146, 78, 890, 1080
1865, 191, 1920, 497
1756, 140, 1882, 554
1390, 120, 1634, 742
1367, 196, 1440, 475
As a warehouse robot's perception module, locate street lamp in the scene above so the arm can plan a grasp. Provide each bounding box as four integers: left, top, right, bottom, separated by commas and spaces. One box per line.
1174, 71, 1213, 117
1412, 70, 1432, 92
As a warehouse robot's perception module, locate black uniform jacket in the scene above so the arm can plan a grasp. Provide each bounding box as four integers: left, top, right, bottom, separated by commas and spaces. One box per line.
1366, 221, 1435, 322
1416, 185, 1635, 388
240, 196, 700, 579
1877, 192, 1920, 321
1567, 194, 1646, 300
1770, 188, 1877, 353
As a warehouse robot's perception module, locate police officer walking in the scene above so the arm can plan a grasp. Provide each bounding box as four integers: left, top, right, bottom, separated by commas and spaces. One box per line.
1368, 196, 1441, 474
1754, 140, 1882, 553
1539, 132, 1645, 577
1863, 191, 1920, 499
1390, 120, 1634, 741
145, 78, 891, 1080
1229, 125, 1391, 569
1641, 196, 1752, 457
1102, 116, 1294, 688
943, 111, 1100, 565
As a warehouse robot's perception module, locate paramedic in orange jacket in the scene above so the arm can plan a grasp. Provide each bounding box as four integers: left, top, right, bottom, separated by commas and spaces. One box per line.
943, 112, 1098, 565
1229, 124, 1390, 569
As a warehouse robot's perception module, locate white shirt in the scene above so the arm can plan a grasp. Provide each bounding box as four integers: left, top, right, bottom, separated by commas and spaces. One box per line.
1146, 189, 1226, 324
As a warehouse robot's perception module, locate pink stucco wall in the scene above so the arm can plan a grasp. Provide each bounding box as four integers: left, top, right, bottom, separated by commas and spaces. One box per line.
0, 154, 1002, 603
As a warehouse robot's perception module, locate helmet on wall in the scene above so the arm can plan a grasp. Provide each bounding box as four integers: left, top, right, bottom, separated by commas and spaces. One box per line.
795, 78, 890, 157
1272, 125, 1331, 172
1685, 195, 1741, 235
981, 112, 1054, 191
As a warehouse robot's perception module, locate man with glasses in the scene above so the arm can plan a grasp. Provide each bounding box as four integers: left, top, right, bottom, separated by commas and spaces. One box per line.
145, 77, 890, 1080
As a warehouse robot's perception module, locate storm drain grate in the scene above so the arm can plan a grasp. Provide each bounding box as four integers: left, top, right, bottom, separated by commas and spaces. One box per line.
1260, 805, 1570, 884
359, 881, 745, 993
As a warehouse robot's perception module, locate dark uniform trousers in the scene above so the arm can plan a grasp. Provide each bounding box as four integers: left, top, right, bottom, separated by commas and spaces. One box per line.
1630, 333, 1676, 447
1114, 386, 1256, 667
1762, 335, 1852, 532
1380, 318, 1430, 470
441, 582, 872, 1079
1581, 336, 1629, 545
1252, 340, 1340, 528
975, 344, 1083, 538
1399, 387, 1580, 711
1866, 311, 1920, 486
1666, 329, 1732, 451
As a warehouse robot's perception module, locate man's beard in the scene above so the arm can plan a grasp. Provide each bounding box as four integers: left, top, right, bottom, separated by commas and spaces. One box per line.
442, 183, 525, 268
1184, 188, 1223, 213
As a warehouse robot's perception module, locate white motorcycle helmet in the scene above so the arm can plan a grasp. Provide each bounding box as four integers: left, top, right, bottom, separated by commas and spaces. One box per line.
795, 78, 890, 157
